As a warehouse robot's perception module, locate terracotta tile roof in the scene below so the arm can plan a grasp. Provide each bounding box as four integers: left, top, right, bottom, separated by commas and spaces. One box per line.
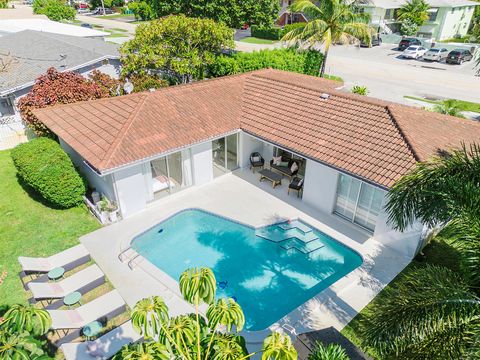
33, 69, 480, 188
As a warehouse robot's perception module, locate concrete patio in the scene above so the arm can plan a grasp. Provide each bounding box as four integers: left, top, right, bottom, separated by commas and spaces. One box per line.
80, 169, 416, 346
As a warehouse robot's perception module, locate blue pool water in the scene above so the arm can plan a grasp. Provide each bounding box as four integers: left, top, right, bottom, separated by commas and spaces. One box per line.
131, 209, 362, 331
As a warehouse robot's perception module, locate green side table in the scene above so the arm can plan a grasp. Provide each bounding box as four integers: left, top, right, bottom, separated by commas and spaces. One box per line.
63, 291, 82, 308
47, 267, 65, 281
83, 320, 103, 340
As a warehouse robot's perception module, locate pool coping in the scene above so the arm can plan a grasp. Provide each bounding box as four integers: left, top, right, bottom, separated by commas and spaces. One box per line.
124, 207, 367, 342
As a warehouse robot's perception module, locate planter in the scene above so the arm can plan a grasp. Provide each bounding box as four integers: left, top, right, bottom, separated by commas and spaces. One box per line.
109, 210, 118, 223
92, 191, 100, 204
100, 211, 109, 224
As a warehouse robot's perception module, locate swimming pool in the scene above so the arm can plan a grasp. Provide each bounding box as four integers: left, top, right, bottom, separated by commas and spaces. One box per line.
131, 209, 362, 331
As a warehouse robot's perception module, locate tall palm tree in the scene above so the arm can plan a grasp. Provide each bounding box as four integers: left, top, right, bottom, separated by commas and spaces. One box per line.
362, 265, 480, 358
282, 0, 371, 77
397, 0, 430, 27
433, 99, 464, 118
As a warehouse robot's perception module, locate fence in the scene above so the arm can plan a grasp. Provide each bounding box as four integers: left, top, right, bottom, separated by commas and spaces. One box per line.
0, 115, 32, 150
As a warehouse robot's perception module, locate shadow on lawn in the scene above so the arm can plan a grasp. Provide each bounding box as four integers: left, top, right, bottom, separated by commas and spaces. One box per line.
15, 173, 66, 210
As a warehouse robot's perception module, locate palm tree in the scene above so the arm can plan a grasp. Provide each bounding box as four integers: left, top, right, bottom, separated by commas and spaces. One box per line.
113, 341, 170, 360
433, 99, 464, 118
261, 331, 298, 360
397, 0, 430, 27
362, 265, 480, 358
282, 0, 371, 77
308, 342, 349, 360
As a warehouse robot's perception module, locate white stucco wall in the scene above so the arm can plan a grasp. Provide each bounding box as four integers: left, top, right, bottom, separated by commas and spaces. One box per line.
239, 133, 264, 169
191, 142, 213, 186
59, 138, 116, 201
302, 160, 339, 214
113, 163, 148, 218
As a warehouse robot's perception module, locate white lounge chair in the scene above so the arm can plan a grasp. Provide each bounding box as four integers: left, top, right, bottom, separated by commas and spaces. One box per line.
60, 321, 142, 360
48, 290, 126, 331
19, 244, 90, 275
28, 265, 105, 301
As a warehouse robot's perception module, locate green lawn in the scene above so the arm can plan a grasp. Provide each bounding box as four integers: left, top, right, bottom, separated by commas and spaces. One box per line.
341, 237, 462, 358
322, 73, 343, 82
97, 13, 134, 19
239, 37, 278, 45
0, 150, 100, 305
107, 33, 130, 38
404, 95, 480, 113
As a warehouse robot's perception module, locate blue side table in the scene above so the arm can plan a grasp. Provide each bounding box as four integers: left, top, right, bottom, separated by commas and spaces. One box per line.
48, 267, 65, 281
63, 291, 82, 308
83, 320, 103, 340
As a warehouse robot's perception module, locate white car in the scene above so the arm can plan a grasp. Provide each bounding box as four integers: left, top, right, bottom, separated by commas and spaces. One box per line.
423, 48, 449, 62
402, 46, 428, 59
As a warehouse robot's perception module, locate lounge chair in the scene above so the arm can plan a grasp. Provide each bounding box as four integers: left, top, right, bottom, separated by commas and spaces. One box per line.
288, 177, 304, 198
48, 290, 126, 331
19, 244, 90, 276
60, 320, 142, 360
249, 152, 265, 172
28, 265, 105, 302
270, 158, 300, 180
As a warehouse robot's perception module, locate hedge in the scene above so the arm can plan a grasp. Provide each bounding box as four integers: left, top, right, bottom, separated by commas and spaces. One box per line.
11, 138, 86, 208
208, 48, 323, 78
251, 25, 283, 40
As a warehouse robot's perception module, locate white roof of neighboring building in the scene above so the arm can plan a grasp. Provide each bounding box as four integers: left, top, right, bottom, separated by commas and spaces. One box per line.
0, 19, 109, 37
364, 0, 478, 8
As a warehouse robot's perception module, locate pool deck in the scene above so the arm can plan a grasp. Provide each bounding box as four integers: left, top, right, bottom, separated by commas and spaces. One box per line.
80, 169, 414, 347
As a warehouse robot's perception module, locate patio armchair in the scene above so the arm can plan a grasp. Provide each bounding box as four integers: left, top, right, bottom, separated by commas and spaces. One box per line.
249, 152, 265, 172
288, 177, 304, 198
270, 158, 300, 180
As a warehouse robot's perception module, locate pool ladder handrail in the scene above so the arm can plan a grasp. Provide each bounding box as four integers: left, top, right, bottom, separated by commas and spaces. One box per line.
128, 254, 143, 270
118, 247, 135, 262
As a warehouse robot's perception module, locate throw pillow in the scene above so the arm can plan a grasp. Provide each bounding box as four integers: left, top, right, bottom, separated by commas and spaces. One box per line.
279, 161, 289, 167
272, 156, 282, 165
298, 178, 304, 186
291, 162, 299, 173
252, 156, 260, 162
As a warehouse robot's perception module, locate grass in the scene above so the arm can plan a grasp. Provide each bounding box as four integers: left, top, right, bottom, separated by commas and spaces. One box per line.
0, 150, 100, 305
440, 36, 478, 44
404, 95, 480, 113
322, 74, 343, 82
341, 237, 463, 358
107, 33, 130, 38
112, 28, 129, 32
239, 37, 278, 45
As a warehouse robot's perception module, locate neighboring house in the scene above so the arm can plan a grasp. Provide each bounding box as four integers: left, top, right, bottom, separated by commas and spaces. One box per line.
0, 19, 109, 38
33, 69, 480, 257
277, 0, 308, 26
0, 30, 120, 149
360, 0, 478, 40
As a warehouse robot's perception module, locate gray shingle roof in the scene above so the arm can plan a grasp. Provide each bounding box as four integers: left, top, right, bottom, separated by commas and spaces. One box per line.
0, 30, 119, 94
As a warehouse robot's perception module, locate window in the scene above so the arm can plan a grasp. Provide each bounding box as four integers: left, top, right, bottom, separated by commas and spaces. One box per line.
427, 8, 438, 21
384, 9, 395, 20
334, 174, 385, 231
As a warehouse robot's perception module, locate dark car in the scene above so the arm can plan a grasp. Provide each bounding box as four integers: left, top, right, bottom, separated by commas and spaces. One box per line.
398, 37, 422, 51
93, 7, 115, 15
446, 49, 473, 64
360, 34, 382, 47
80, 23, 93, 29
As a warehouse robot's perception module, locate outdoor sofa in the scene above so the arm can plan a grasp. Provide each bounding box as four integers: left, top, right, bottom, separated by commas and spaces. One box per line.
270, 157, 300, 180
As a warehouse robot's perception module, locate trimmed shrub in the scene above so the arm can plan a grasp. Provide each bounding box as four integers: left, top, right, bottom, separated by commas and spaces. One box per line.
33, 0, 76, 21
11, 138, 86, 208
251, 25, 283, 40
208, 48, 323, 77
281, 22, 306, 38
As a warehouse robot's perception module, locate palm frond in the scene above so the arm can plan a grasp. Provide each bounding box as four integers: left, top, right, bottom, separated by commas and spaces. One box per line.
289, 0, 323, 18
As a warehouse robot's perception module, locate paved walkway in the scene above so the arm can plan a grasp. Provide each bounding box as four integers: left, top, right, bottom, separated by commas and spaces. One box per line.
81, 170, 413, 350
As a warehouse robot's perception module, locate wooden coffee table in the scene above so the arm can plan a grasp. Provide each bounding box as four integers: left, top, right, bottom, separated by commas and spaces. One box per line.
259, 169, 282, 188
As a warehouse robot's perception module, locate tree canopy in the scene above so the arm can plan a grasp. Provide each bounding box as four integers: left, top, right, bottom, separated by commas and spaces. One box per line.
120, 15, 234, 83
32, 0, 76, 21
397, 0, 430, 27
142, 0, 280, 28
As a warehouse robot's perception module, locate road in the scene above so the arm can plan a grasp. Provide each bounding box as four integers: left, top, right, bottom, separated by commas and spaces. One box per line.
326, 44, 480, 104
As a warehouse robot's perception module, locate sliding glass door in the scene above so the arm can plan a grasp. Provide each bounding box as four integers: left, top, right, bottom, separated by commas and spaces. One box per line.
150, 150, 192, 200
212, 134, 238, 177
334, 174, 385, 231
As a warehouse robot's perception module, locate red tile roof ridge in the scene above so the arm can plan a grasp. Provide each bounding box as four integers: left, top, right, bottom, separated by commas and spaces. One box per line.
101, 93, 150, 168
385, 105, 420, 162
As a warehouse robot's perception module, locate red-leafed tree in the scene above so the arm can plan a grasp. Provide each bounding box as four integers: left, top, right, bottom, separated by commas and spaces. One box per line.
18, 68, 117, 136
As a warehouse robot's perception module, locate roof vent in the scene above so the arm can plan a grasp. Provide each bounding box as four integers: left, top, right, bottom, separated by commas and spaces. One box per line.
149, 88, 156, 92
320, 93, 330, 100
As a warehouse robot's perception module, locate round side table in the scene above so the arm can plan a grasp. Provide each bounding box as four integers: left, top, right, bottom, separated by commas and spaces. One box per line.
63, 291, 82, 308
47, 267, 65, 281
83, 320, 103, 340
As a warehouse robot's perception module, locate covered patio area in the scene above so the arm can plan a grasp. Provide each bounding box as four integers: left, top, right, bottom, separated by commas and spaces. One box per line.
80, 170, 415, 346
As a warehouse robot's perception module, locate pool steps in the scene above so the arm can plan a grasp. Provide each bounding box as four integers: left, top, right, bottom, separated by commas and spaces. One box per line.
255, 220, 325, 255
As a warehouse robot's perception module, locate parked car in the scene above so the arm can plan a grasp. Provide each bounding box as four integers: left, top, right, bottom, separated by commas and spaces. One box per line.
360, 34, 382, 47
92, 7, 115, 15
402, 45, 428, 59
423, 48, 449, 62
398, 37, 422, 51
446, 49, 473, 64
80, 23, 93, 29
